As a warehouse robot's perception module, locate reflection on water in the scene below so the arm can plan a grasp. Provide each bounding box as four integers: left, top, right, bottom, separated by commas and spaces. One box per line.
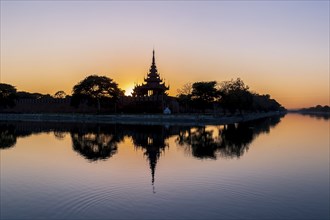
176, 116, 281, 159
0, 117, 283, 190
297, 112, 330, 120
125, 125, 170, 191
1, 114, 329, 220
0, 116, 282, 162
0, 117, 283, 195
71, 125, 123, 161
0, 124, 17, 149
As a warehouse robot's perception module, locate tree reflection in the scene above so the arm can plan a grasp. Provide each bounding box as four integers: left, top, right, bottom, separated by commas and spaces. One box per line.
0, 122, 45, 150
177, 116, 282, 159
0, 124, 17, 149
0, 116, 285, 194
70, 125, 123, 161
218, 123, 254, 158
300, 113, 330, 120
177, 127, 220, 159
0, 116, 283, 164
53, 131, 67, 140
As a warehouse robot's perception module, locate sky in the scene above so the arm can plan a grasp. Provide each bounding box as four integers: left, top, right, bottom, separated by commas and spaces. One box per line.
0, 1, 329, 109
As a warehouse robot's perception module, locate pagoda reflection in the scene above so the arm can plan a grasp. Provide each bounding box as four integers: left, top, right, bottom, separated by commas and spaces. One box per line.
0, 116, 283, 183
125, 125, 171, 193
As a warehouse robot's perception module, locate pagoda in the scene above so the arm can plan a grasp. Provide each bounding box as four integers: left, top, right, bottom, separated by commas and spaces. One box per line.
132, 50, 169, 97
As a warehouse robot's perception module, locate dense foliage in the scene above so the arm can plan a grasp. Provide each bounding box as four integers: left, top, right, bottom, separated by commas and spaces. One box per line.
71, 75, 124, 112
16, 91, 52, 100
54, 91, 67, 99
191, 81, 219, 111
0, 83, 17, 108
177, 78, 285, 114
300, 105, 330, 113
219, 78, 253, 114
1, 77, 285, 114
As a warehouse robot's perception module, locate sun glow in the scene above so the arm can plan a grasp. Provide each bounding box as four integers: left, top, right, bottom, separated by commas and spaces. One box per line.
124, 84, 135, 96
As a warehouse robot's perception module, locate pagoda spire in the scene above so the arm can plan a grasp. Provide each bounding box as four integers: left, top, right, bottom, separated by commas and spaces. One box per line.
152, 49, 156, 66
148, 49, 159, 80
132, 49, 169, 97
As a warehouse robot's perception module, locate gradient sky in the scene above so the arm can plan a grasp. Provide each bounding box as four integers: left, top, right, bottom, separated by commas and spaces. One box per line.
1, 1, 329, 109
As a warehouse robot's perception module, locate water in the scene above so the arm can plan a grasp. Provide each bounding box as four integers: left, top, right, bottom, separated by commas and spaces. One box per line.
0, 114, 329, 219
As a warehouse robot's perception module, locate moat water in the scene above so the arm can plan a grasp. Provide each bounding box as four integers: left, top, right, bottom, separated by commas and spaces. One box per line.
0, 114, 329, 219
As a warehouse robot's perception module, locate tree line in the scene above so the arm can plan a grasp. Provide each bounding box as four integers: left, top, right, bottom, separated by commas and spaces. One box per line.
0, 75, 124, 112
177, 78, 285, 114
0, 75, 285, 113
299, 105, 330, 113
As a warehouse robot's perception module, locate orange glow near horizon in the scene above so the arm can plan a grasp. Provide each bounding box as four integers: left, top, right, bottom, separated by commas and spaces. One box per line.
1, 1, 329, 109
1, 48, 329, 109
2, 59, 328, 109
124, 83, 135, 96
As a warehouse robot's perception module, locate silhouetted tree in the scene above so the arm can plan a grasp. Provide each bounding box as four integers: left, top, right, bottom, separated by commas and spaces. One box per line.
54, 90, 66, 99
177, 83, 193, 112
71, 75, 124, 112
219, 78, 253, 114
16, 91, 54, 100
0, 83, 17, 109
191, 81, 219, 111
252, 93, 283, 112
177, 82, 193, 96
176, 78, 284, 114
301, 105, 330, 113
298, 105, 329, 120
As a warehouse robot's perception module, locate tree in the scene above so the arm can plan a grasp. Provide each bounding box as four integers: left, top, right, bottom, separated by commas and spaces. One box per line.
54, 90, 66, 99
16, 91, 43, 99
177, 83, 193, 112
177, 82, 193, 96
191, 81, 219, 111
0, 83, 17, 109
252, 93, 283, 112
71, 75, 123, 112
219, 78, 253, 114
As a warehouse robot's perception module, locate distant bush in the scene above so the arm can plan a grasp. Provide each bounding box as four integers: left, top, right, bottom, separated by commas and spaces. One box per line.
301, 105, 330, 113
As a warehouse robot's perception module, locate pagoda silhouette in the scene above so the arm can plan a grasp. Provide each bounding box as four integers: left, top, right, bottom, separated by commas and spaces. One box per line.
119, 50, 172, 113
119, 50, 179, 113
132, 50, 169, 97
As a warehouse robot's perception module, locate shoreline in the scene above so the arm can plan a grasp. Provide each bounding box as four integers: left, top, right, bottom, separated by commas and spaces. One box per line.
0, 112, 285, 126
288, 110, 330, 115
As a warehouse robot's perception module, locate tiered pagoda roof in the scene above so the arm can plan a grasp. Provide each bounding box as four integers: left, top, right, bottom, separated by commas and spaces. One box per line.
132, 50, 169, 97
